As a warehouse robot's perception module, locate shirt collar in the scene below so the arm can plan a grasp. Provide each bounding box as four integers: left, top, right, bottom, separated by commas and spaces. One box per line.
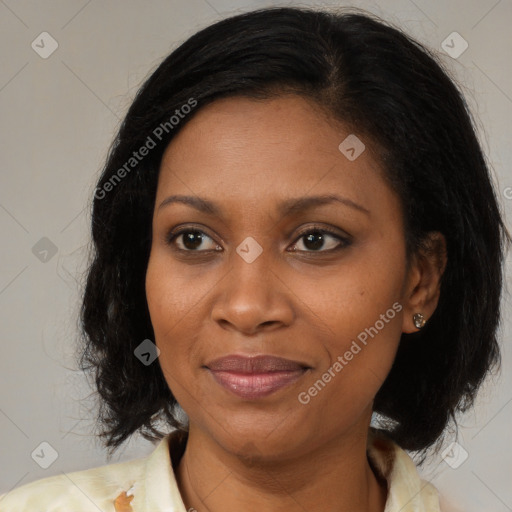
141, 429, 188, 512
367, 428, 441, 512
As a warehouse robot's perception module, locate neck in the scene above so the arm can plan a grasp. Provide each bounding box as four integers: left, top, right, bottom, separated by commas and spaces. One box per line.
175, 422, 387, 512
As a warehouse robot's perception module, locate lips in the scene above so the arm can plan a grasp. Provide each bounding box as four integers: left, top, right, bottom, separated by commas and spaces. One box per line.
205, 355, 310, 399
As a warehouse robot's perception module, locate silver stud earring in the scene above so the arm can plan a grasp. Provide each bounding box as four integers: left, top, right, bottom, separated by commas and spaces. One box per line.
413, 313, 426, 329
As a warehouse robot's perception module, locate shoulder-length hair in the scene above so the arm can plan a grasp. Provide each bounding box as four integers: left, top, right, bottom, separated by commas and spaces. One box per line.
79, 6, 512, 459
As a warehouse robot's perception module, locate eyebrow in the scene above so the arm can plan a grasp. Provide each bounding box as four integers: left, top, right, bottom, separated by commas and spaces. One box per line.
157, 193, 370, 217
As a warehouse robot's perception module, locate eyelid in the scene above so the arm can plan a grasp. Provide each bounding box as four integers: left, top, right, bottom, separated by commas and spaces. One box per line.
292, 224, 350, 242
164, 223, 352, 253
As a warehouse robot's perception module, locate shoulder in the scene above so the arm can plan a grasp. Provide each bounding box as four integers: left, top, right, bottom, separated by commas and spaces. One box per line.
0, 431, 184, 512
0, 450, 148, 511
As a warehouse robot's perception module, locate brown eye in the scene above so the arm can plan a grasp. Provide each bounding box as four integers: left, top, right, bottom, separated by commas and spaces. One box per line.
166, 228, 221, 252
290, 228, 351, 253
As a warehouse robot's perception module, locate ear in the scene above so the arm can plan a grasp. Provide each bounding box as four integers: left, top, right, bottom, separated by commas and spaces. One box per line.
401, 231, 447, 333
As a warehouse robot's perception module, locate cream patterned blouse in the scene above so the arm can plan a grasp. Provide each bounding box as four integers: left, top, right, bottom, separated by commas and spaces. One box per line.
0, 428, 441, 511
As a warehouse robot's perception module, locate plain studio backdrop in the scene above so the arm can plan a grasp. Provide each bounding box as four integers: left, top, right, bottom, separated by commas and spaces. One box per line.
0, 1, 511, 511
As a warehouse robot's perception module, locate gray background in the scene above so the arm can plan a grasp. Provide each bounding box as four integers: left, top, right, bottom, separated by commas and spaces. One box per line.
0, 1, 511, 511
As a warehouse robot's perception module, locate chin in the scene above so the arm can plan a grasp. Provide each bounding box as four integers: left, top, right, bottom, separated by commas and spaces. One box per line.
208, 414, 311, 460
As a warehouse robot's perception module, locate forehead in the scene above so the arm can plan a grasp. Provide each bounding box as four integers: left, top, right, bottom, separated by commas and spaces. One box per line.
156, 94, 395, 219
161, 94, 360, 165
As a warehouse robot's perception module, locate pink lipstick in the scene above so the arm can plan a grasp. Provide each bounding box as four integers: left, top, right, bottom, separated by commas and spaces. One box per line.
205, 355, 309, 400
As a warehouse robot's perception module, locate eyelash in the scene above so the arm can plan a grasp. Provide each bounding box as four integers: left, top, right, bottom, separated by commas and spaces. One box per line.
164, 224, 351, 254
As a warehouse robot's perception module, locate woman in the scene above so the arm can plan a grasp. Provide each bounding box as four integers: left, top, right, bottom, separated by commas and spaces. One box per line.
1, 6, 509, 511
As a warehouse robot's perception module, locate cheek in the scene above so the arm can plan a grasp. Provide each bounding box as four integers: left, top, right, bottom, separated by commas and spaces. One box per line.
145, 254, 209, 398
296, 312, 403, 441
145, 257, 184, 365
291, 248, 404, 349
294, 254, 405, 409
145, 251, 210, 334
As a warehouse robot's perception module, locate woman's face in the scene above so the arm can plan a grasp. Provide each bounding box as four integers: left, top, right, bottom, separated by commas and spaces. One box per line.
146, 94, 420, 460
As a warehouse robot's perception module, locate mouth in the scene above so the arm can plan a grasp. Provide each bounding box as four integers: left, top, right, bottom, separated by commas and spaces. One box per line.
204, 354, 311, 400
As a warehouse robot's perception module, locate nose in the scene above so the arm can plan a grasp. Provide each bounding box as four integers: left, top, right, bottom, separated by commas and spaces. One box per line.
210, 245, 294, 335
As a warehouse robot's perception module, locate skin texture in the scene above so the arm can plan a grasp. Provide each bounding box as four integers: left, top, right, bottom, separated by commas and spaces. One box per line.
145, 94, 447, 512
